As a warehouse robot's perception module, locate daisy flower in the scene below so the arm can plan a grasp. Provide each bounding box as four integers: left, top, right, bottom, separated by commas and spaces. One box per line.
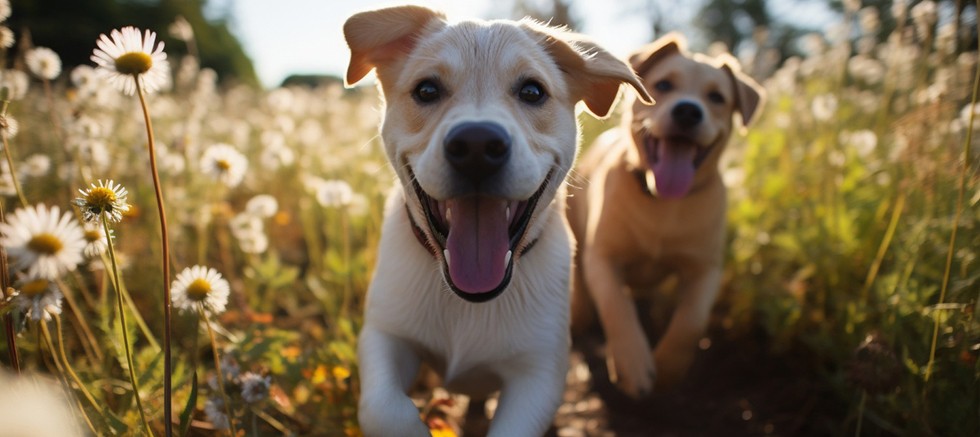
90, 26, 170, 95
200, 143, 248, 188
25, 47, 62, 80
0, 204, 85, 280
81, 223, 112, 258
245, 194, 278, 218
315, 179, 354, 208
73, 179, 130, 223
171, 265, 230, 315
13, 277, 64, 322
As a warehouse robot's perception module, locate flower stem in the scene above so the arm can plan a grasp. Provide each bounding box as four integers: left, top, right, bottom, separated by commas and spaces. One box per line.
854, 390, 867, 437
134, 75, 174, 437
202, 305, 239, 437
104, 216, 154, 437
42, 317, 101, 415
0, 203, 19, 373
0, 128, 28, 208
924, 26, 979, 382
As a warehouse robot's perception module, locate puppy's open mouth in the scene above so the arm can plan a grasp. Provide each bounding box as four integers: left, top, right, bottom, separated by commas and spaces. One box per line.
643, 135, 712, 199
410, 169, 553, 303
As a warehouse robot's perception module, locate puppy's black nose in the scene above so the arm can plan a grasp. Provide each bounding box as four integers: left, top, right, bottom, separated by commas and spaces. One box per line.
444, 121, 511, 183
671, 102, 703, 128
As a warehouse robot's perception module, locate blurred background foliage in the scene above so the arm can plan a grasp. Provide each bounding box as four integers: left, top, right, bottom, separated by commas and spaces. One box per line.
8, 0, 259, 86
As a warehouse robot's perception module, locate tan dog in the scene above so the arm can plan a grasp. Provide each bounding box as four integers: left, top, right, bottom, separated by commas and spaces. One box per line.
568, 33, 764, 398
344, 5, 650, 436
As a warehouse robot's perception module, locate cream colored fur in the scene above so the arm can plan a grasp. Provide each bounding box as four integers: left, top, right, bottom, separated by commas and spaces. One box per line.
344, 5, 650, 436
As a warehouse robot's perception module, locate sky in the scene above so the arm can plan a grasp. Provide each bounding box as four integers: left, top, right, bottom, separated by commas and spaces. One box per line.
211, 0, 833, 88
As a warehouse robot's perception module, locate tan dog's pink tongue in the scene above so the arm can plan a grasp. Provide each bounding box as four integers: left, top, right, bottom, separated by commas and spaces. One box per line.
652, 141, 697, 198
445, 196, 510, 294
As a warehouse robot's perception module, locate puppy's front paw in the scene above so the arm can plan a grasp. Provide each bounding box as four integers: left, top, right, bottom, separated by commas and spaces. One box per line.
359, 391, 430, 437
606, 336, 656, 399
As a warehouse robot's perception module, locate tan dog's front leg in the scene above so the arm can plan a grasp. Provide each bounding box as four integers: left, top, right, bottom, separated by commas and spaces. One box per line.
652, 265, 722, 390
583, 249, 655, 398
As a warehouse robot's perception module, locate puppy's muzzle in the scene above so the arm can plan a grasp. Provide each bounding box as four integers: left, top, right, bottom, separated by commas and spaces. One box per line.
445, 121, 511, 185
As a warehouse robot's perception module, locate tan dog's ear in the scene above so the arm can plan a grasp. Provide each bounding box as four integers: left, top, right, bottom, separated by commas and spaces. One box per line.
521, 21, 653, 118
720, 61, 765, 126
629, 32, 687, 76
343, 6, 446, 86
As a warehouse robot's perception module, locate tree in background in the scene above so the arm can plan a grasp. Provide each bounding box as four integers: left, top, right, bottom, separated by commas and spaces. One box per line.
9, 0, 258, 87
511, 0, 580, 30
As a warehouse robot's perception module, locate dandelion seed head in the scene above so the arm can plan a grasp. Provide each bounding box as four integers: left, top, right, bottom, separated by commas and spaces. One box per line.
22, 154, 51, 178
0, 69, 29, 100
0, 114, 18, 139
0, 26, 14, 49
245, 194, 278, 218
25, 47, 61, 80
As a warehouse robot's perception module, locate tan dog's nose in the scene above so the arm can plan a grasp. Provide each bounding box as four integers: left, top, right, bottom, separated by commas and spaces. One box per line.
671, 101, 703, 129
444, 121, 511, 184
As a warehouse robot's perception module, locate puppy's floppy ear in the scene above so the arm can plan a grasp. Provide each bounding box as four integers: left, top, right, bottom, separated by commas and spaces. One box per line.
521, 21, 653, 119
719, 59, 765, 126
629, 32, 686, 77
343, 5, 446, 86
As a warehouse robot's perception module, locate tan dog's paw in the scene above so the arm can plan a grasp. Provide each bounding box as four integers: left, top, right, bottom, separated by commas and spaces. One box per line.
606, 335, 656, 398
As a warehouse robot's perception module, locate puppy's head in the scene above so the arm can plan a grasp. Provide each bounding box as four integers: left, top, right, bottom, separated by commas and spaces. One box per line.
627, 33, 764, 198
345, 5, 650, 302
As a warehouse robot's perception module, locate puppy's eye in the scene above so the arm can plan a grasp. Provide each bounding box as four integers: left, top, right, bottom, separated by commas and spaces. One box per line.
654, 79, 673, 92
413, 80, 442, 104
518, 80, 546, 104
708, 91, 726, 104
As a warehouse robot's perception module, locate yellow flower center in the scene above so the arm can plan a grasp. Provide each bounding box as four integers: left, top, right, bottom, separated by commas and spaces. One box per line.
84, 229, 102, 243
85, 186, 117, 212
186, 278, 211, 301
21, 279, 50, 297
216, 159, 231, 171
114, 52, 153, 75
27, 233, 63, 255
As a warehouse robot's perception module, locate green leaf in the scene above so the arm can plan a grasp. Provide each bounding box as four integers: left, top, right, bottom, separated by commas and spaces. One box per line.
179, 371, 199, 437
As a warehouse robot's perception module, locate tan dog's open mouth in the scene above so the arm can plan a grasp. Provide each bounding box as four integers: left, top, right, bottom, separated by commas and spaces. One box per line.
643, 135, 713, 198
410, 168, 553, 302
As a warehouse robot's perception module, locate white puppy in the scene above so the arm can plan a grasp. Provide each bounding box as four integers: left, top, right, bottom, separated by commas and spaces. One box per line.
344, 5, 651, 437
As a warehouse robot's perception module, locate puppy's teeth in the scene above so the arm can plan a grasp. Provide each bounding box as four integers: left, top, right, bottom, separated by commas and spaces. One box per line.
446, 208, 452, 224
444, 249, 451, 266
504, 250, 512, 266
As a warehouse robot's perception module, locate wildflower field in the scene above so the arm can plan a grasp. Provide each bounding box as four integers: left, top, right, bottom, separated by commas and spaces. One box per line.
0, 1, 978, 436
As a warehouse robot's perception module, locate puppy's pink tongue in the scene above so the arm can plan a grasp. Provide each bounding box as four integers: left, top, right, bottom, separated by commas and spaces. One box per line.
445, 196, 510, 294
651, 141, 697, 198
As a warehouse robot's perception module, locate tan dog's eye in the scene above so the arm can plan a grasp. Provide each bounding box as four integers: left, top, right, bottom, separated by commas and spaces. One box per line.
653, 79, 673, 92
413, 79, 442, 104
517, 80, 547, 105
708, 91, 725, 104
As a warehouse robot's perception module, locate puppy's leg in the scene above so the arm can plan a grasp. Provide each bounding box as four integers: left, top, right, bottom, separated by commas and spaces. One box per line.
357, 326, 429, 437
583, 249, 655, 398
487, 354, 566, 437
652, 265, 722, 390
